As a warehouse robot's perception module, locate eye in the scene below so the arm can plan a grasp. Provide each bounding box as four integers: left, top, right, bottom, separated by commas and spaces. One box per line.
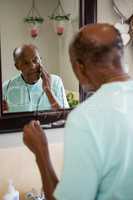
23, 61, 29, 65
33, 57, 40, 64
33, 59, 37, 64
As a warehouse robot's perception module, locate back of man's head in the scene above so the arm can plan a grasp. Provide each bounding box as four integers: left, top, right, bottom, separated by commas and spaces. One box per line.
69, 23, 124, 68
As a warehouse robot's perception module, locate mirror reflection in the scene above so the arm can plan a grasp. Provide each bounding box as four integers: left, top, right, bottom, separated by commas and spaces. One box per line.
1, 0, 79, 113
3, 44, 69, 112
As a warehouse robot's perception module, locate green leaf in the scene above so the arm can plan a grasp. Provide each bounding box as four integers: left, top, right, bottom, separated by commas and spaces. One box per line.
24, 17, 44, 24
48, 13, 71, 21
66, 92, 79, 108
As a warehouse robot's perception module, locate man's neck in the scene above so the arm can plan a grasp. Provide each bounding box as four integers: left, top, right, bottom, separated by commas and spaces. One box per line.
105, 72, 131, 83
21, 74, 38, 85
92, 71, 131, 92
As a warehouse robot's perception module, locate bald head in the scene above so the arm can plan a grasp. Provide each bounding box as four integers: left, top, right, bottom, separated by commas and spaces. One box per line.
80, 23, 121, 46
69, 23, 123, 67
13, 44, 42, 84
13, 44, 38, 63
68, 23, 129, 91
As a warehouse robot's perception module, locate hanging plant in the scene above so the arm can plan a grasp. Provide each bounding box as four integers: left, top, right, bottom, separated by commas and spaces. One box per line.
24, 0, 44, 38
24, 16, 44, 24
49, 13, 71, 21
49, 0, 71, 36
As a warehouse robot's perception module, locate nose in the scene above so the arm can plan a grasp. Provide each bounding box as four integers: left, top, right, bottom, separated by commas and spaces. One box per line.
29, 61, 38, 69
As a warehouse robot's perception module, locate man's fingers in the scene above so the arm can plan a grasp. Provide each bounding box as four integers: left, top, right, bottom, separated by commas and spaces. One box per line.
23, 120, 48, 153
36, 120, 40, 125
23, 121, 36, 140
23, 123, 30, 132
41, 69, 50, 79
23, 120, 33, 130
33, 121, 48, 144
34, 121, 44, 133
23, 120, 42, 137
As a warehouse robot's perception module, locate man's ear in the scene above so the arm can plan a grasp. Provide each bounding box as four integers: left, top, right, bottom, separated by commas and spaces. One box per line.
15, 62, 21, 71
75, 62, 89, 84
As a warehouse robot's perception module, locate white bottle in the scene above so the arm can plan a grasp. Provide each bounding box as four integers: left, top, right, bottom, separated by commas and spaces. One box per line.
3, 180, 19, 200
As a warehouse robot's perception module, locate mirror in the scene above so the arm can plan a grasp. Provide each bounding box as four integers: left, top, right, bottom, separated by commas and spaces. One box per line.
1, 0, 79, 113
0, 0, 94, 133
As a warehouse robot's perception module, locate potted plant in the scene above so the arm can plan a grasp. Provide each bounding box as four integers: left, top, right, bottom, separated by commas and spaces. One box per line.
66, 92, 79, 108
49, 14, 70, 35
49, 0, 71, 35
24, 0, 44, 38
24, 16, 44, 24
24, 16, 44, 38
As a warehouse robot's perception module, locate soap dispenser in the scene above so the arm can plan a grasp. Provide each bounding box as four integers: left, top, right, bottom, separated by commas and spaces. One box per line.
3, 180, 19, 200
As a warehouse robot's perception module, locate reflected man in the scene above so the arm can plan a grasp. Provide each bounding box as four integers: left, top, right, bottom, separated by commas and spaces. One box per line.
3, 44, 69, 112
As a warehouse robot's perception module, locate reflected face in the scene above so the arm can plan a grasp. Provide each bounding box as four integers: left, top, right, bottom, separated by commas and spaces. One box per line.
16, 47, 42, 84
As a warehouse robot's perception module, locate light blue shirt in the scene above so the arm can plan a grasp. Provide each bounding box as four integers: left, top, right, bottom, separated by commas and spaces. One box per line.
3, 74, 69, 112
54, 80, 133, 200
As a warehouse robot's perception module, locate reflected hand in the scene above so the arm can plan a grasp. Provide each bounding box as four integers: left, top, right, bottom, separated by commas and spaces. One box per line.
40, 66, 60, 109
41, 67, 51, 92
2, 100, 9, 112
23, 120, 48, 155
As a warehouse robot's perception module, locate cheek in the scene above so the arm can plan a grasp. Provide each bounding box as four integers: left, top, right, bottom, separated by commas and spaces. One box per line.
21, 68, 29, 77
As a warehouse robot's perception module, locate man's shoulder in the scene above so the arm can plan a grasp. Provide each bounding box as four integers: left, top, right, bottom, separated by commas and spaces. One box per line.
68, 88, 109, 124
51, 74, 62, 81
3, 74, 21, 83
70, 90, 102, 114
3, 74, 21, 88
51, 74, 63, 88
67, 98, 94, 125
68, 82, 128, 127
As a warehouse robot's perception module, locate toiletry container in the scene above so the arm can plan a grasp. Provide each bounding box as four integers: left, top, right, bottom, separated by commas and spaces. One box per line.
3, 180, 19, 200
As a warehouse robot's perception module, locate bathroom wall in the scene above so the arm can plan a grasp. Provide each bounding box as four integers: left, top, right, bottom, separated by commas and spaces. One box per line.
97, 0, 133, 75
0, 128, 64, 200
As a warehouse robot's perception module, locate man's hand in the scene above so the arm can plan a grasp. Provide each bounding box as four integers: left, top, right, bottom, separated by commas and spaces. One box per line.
23, 120, 58, 200
40, 67, 60, 109
41, 68, 51, 92
23, 120, 48, 155
2, 100, 9, 112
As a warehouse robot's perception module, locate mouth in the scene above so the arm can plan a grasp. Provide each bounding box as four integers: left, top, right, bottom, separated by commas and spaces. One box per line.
23, 67, 43, 84
29, 70, 41, 77
26, 71, 41, 83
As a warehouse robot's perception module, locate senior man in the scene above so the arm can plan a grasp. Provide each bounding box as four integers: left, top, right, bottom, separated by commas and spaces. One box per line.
23, 24, 133, 200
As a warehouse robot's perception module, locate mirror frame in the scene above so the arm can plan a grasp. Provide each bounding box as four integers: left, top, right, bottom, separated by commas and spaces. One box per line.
0, 0, 97, 133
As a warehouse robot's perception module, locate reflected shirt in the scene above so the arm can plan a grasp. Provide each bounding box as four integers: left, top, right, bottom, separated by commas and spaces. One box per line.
3, 74, 69, 112
54, 80, 133, 200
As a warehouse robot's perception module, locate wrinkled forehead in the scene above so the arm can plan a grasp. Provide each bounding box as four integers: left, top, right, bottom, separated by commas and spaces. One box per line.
15, 45, 40, 62
22, 46, 40, 60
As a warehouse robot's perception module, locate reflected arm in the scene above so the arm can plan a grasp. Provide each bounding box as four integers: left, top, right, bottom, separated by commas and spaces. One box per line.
2, 99, 9, 112
41, 70, 61, 109
45, 88, 61, 109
